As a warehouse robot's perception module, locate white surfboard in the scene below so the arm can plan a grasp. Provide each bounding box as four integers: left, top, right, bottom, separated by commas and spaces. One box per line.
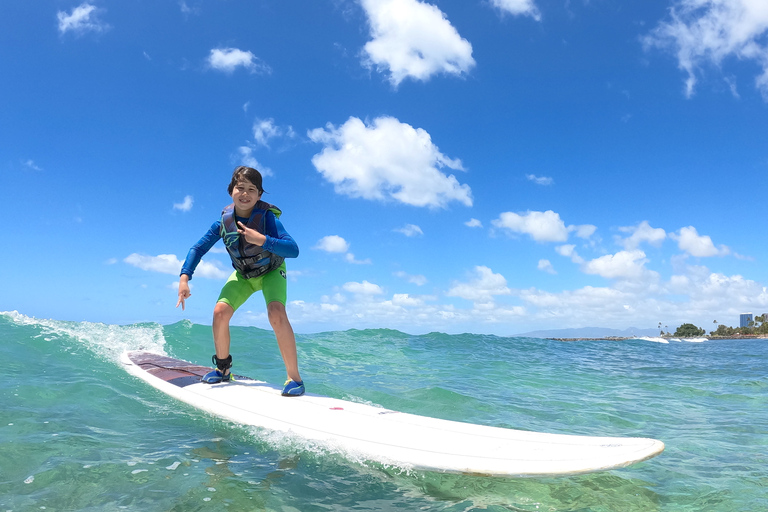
120, 351, 664, 477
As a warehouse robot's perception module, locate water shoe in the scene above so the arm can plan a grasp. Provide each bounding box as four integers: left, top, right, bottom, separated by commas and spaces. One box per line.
282, 379, 305, 396
201, 369, 232, 384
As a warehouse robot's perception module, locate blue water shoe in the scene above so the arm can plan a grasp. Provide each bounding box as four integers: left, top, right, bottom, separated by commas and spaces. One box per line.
282, 379, 305, 396
201, 369, 232, 384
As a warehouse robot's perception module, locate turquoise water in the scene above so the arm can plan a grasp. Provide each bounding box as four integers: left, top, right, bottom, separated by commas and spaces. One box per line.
1, 311, 766, 511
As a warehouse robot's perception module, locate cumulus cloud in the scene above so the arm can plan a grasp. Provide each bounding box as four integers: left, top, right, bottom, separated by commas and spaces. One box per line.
359, 0, 475, 86
173, 195, 193, 212
23, 159, 42, 171
490, 0, 541, 20
236, 147, 273, 176
394, 270, 428, 286
314, 235, 350, 253
343, 280, 384, 296
251, 117, 294, 148
526, 174, 553, 185
618, 221, 667, 250
309, 116, 472, 208
644, 0, 768, 99
465, 218, 483, 228
556, 244, 584, 264
207, 48, 270, 74
124, 253, 228, 279
315, 235, 371, 264
395, 224, 423, 237
392, 293, 424, 306
492, 210, 596, 243
57, 3, 109, 35
569, 224, 597, 239
581, 250, 651, 280
538, 259, 556, 274
670, 226, 730, 257
492, 210, 569, 242
447, 266, 512, 303
345, 253, 372, 265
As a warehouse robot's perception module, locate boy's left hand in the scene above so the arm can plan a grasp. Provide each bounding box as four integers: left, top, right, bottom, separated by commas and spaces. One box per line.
237, 221, 266, 246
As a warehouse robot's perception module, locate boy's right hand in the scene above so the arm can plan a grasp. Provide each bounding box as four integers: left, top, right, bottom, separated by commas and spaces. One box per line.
177, 276, 191, 310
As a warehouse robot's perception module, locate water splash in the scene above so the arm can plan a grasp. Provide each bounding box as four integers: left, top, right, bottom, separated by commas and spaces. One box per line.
1, 310, 167, 363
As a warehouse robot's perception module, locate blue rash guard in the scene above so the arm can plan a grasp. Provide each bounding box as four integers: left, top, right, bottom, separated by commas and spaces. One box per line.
180, 209, 298, 279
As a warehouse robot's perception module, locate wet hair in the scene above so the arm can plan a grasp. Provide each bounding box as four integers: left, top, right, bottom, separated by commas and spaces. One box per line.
227, 166, 265, 195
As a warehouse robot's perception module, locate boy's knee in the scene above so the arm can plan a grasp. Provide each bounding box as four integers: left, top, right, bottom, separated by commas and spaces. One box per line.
267, 302, 288, 326
213, 302, 234, 322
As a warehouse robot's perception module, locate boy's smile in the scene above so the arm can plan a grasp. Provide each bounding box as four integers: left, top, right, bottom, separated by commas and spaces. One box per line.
231, 180, 262, 216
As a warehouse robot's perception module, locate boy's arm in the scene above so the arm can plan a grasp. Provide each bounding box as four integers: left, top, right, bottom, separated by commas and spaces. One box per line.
262, 214, 299, 258
176, 221, 221, 309
176, 274, 191, 310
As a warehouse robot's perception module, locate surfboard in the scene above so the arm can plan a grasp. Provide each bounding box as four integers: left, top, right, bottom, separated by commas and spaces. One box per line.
120, 351, 664, 477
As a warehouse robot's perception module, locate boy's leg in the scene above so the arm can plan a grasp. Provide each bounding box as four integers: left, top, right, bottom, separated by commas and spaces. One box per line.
212, 301, 235, 363
261, 263, 303, 392
206, 271, 255, 382
267, 301, 302, 383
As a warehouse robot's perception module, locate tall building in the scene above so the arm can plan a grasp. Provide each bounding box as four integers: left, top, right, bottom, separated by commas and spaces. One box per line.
740, 313, 753, 328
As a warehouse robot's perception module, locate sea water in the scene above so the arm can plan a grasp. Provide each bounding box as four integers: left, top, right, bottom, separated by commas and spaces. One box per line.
1, 311, 766, 512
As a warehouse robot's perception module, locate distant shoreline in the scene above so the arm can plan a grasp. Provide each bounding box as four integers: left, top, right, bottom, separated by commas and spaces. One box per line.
547, 335, 768, 342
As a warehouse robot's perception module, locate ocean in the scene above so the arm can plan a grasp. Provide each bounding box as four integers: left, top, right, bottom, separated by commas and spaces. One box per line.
1, 311, 766, 511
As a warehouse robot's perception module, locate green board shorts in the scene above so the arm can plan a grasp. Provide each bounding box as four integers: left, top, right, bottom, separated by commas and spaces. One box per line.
217, 262, 288, 311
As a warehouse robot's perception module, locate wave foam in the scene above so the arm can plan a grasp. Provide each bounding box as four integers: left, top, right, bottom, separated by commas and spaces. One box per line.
1, 310, 167, 363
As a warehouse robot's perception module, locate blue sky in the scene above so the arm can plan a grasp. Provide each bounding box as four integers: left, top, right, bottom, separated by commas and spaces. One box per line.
1, 0, 767, 335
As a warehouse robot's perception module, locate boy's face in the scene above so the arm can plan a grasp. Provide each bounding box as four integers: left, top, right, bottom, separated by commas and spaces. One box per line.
231, 179, 262, 215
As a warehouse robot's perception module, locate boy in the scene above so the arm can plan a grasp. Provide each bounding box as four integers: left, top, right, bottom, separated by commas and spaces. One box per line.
176, 166, 304, 396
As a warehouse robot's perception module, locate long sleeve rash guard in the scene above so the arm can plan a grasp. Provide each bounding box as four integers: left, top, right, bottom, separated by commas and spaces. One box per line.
180, 211, 298, 279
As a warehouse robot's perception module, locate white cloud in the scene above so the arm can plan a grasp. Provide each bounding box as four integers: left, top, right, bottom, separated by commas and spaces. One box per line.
465, 218, 483, 228
173, 195, 193, 212
526, 173, 553, 185
359, 0, 475, 86
394, 270, 428, 286
57, 3, 109, 35
343, 280, 384, 296
538, 259, 556, 274
314, 235, 350, 253
570, 224, 597, 239
670, 226, 730, 257
309, 116, 472, 208
395, 224, 423, 237
23, 159, 42, 171
581, 250, 650, 280
490, 0, 541, 20
125, 253, 181, 274
645, 0, 768, 99
236, 147, 273, 176
556, 244, 584, 264
492, 210, 569, 242
315, 235, 371, 264
124, 253, 228, 279
618, 221, 667, 250
251, 117, 294, 148
392, 293, 424, 306
207, 48, 270, 74
345, 253, 373, 265
447, 266, 511, 303
252, 118, 280, 147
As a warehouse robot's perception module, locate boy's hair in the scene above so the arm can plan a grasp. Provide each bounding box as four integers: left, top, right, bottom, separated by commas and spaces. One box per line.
228, 166, 265, 195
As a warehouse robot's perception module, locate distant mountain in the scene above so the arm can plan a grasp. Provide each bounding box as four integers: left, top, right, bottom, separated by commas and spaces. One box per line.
514, 326, 660, 339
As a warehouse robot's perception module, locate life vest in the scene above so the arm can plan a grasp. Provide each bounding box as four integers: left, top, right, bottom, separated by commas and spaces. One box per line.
220, 201, 285, 279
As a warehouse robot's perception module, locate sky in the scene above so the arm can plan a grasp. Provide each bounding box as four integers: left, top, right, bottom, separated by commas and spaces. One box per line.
1, 0, 767, 335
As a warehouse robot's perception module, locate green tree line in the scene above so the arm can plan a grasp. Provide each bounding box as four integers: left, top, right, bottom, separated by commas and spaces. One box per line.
663, 315, 768, 337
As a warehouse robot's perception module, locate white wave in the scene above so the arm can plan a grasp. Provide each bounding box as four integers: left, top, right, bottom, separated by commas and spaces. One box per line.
637, 336, 669, 344
668, 337, 708, 343
1, 310, 167, 363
